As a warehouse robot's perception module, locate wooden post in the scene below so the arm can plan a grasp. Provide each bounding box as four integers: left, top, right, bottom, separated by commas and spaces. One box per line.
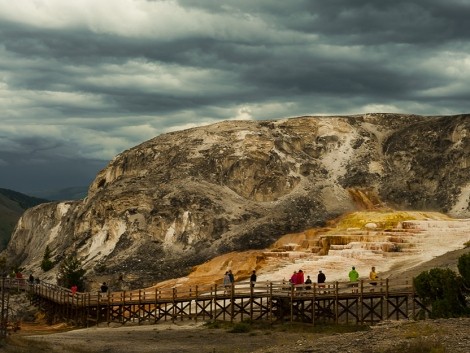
312, 283, 316, 325
96, 291, 101, 324
250, 281, 254, 321
121, 291, 125, 324
406, 280, 410, 320
172, 287, 176, 322
360, 280, 364, 325
412, 277, 416, 319
138, 289, 142, 325
106, 290, 110, 325
269, 282, 273, 323
195, 285, 198, 322
212, 285, 216, 322
385, 278, 389, 320
230, 283, 234, 323
335, 281, 339, 324
189, 286, 193, 321
290, 282, 294, 322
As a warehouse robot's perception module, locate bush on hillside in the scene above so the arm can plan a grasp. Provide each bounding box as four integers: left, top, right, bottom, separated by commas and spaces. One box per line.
414, 267, 467, 318
457, 252, 470, 289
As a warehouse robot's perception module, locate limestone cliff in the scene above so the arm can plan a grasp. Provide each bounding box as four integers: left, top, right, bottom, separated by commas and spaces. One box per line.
3, 113, 470, 288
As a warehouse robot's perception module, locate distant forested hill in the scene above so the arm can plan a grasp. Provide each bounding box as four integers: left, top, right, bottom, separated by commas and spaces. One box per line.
0, 188, 48, 250
28, 186, 88, 201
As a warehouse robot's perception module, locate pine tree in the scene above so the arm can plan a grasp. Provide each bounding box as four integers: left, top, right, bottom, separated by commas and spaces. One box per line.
57, 254, 86, 291
40, 245, 54, 272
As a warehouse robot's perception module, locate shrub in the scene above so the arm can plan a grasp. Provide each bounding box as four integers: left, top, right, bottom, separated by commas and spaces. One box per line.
414, 268, 467, 318
457, 252, 470, 289
228, 322, 251, 333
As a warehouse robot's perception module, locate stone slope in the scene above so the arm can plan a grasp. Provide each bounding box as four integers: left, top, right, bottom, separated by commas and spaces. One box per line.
3, 113, 470, 288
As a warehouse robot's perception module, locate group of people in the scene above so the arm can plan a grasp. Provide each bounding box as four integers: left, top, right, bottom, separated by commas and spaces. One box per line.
70, 281, 109, 296
289, 266, 379, 292
28, 273, 41, 284
223, 269, 257, 291
289, 269, 327, 290
349, 266, 379, 292
223, 270, 236, 292
221, 266, 378, 293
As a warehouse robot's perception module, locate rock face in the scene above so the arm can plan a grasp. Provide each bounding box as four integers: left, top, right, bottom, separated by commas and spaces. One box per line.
3, 113, 470, 288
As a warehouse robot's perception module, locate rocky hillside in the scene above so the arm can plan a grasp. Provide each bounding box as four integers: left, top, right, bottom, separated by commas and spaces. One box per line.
2, 114, 470, 288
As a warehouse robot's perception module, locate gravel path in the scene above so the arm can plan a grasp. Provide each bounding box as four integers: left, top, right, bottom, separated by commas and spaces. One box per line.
8, 317, 469, 353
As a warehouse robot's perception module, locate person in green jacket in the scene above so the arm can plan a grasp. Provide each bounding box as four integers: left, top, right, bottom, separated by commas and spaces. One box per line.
348, 266, 359, 293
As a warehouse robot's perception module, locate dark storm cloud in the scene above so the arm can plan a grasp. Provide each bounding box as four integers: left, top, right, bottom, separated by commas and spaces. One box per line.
0, 0, 468, 193
179, 0, 470, 45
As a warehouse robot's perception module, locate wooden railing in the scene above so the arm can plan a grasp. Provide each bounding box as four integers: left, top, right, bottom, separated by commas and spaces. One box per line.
26, 277, 414, 307
1, 278, 30, 292
2, 277, 426, 327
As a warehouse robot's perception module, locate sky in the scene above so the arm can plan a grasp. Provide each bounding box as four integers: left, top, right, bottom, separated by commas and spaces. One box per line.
0, 0, 469, 194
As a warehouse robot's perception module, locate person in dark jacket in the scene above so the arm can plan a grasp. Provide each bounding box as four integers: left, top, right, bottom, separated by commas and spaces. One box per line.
317, 270, 326, 285
228, 270, 234, 284
101, 282, 108, 293
250, 270, 257, 288
305, 275, 312, 290
317, 270, 326, 293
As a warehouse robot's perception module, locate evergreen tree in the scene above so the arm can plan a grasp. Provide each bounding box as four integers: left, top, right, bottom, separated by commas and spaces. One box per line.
57, 254, 86, 291
40, 245, 54, 272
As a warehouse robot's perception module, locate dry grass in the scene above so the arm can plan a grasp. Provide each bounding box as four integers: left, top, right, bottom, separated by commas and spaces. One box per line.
401, 323, 445, 339
372, 338, 446, 353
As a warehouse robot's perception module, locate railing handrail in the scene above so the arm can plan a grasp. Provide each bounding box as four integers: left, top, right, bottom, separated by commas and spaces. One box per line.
21, 276, 416, 307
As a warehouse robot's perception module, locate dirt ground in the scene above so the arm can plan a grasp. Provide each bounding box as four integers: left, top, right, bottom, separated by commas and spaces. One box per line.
2, 317, 470, 353
1, 320, 330, 353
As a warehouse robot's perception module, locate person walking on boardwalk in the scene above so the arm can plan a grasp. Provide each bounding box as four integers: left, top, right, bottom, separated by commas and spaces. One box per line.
297, 269, 304, 284
317, 270, 326, 292
348, 266, 359, 293
317, 270, 326, 285
297, 269, 305, 290
71, 284, 78, 296
369, 266, 378, 291
304, 275, 312, 290
101, 282, 108, 293
250, 270, 257, 288
290, 271, 298, 286
228, 270, 234, 284
223, 271, 231, 294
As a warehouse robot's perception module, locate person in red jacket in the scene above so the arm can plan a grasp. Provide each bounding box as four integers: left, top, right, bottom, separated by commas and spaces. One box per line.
297, 269, 305, 287
290, 271, 298, 285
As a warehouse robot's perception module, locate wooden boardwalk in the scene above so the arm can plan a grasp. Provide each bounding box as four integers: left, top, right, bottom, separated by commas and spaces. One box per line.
3, 278, 430, 327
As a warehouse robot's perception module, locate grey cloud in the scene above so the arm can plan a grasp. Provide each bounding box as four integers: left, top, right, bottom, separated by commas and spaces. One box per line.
0, 150, 107, 194
0, 0, 468, 193
178, 0, 470, 45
